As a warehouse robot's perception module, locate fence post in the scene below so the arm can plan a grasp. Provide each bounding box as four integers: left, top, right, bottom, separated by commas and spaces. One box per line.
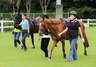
80, 19, 82, 22
88, 19, 89, 27
1, 20, 4, 33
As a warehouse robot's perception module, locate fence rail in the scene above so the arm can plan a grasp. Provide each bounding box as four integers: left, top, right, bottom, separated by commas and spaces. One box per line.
0, 20, 14, 33
0, 19, 96, 33
79, 19, 96, 27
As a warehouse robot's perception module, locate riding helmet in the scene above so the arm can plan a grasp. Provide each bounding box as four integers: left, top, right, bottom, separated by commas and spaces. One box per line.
69, 10, 77, 16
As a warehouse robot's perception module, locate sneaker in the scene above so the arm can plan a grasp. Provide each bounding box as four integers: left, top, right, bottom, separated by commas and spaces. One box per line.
66, 61, 70, 63
20, 43, 23, 49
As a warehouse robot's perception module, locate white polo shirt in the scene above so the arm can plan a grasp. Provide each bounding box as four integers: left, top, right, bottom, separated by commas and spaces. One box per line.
41, 34, 51, 38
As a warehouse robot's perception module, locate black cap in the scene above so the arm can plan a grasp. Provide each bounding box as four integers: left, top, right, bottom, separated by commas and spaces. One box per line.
42, 15, 49, 19
22, 14, 26, 16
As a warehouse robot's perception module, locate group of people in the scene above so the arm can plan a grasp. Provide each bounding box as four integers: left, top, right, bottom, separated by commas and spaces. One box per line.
13, 10, 84, 63
13, 14, 29, 51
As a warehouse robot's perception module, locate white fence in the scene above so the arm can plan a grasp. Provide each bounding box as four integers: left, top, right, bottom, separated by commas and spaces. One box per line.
0, 19, 96, 33
79, 19, 96, 27
0, 20, 14, 33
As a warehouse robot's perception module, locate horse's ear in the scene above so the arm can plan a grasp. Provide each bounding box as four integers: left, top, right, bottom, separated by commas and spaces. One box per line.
60, 18, 63, 22
42, 17, 45, 21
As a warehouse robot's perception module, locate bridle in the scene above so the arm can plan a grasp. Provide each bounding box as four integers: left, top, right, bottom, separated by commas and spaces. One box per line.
39, 21, 49, 35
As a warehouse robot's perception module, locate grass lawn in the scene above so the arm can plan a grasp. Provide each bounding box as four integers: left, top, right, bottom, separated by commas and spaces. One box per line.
0, 27, 96, 67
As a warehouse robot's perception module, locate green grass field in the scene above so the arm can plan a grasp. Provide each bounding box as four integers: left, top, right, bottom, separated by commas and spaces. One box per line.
0, 27, 96, 67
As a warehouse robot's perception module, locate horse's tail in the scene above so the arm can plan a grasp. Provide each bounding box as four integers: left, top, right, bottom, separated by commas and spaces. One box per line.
83, 32, 89, 47
79, 20, 89, 48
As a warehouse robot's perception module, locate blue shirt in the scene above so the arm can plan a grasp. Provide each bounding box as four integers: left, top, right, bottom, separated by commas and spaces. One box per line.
21, 19, 29, 30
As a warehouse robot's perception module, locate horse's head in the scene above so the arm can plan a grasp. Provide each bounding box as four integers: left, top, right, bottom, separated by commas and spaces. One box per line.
13, 13, 22, 29
13, 13, 22, 24
38, 18, 49, 37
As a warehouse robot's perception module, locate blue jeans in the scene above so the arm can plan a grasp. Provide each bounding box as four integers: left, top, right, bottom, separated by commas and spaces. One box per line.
14, 32, 21, 47
22, 30, 28, 42
67, 37, 78, 61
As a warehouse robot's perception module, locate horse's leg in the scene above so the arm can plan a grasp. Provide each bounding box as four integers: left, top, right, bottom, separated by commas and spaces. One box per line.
84, 46, 87, 55
75, 43, 78, 54
61, 39, 66, 59
30, 33, 35, 49
48, 40, 57, 61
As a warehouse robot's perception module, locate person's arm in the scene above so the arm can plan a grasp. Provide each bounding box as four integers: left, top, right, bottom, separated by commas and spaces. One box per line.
78, 27, 84, 42
18, 23, 22, 26
38, 36, 40, 41
78, 27, 83, 38
28, 25, 30, 34
58, 27, 68, 37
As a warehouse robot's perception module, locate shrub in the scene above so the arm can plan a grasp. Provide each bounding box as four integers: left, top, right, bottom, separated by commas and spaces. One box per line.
67, 6, 96, 19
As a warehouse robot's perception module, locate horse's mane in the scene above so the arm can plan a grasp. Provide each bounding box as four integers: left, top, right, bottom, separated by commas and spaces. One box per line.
78, 20, 85, 30
40, 19, 62, 24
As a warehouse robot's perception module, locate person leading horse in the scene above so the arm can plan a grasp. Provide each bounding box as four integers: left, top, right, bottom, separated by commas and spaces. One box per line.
58, 10, 84, 63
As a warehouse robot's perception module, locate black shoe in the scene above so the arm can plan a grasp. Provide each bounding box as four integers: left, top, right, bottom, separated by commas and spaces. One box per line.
45, 54, 48, 57
23, 47, 27, 51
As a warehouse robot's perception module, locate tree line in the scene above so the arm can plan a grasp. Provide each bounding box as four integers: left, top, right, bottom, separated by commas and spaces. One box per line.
0, 0, 96, 18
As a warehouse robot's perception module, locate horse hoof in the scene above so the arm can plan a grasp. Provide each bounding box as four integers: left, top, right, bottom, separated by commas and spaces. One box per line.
64, 54, 66, 59
64, 57, 66, 59
84, 53, 88, 56
23, 48, 27, 51
84, 51, 88, 56
32, 46, 35, 49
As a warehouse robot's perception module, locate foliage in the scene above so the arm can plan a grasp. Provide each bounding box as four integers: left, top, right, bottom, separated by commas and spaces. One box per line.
3, 22, 13, 31
68, 6, 96, 19
77, 6, 92, 19
0, 0, 96, 18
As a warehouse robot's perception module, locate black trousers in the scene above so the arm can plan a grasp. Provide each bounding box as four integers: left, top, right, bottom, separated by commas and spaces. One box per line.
41, 38, 50, 57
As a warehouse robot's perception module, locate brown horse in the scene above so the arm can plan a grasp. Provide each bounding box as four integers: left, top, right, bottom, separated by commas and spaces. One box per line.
38, 18, 89, 61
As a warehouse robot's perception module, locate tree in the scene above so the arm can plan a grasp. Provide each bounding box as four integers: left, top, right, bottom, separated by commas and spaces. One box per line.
22, 0, 32, 13
9, 0, 15, 12
39, 0, 50, 13
16, 0, 21, 12
0, 0, 10, 12
8, 0, 21, 13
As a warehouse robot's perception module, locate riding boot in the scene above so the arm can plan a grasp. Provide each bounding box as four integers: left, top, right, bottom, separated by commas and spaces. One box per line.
22, 41, 27, 51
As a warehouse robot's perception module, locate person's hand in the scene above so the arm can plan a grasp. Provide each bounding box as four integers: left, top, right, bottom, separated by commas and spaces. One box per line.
27, 33, 30, 37
38, 37, 40, 41
81, 38, 84, 43
58, 32, 63, 37
12, 31, 14, 35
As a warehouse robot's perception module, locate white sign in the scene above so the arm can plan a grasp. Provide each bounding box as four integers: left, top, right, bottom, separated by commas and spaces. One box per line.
56, 0, 61, 5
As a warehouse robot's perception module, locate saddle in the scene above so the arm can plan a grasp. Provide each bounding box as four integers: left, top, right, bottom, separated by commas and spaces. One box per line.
60, 18, 68, 29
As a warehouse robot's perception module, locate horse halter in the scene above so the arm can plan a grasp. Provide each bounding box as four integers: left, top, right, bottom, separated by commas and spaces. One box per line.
39, 21, 49, 35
